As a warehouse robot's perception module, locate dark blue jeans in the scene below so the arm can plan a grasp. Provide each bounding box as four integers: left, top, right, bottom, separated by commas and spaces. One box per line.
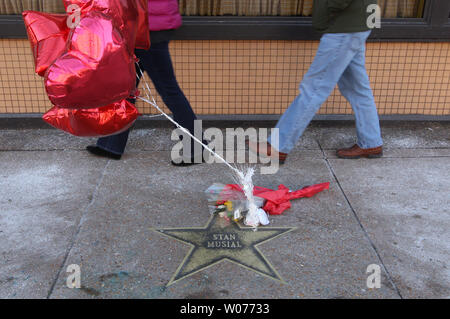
97, 41, 197, 155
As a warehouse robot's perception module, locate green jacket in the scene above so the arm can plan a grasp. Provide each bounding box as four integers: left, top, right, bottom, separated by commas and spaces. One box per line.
313, 0, 378, 33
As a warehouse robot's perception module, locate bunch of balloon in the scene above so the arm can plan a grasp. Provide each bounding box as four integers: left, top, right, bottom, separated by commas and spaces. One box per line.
23, 0, 150, 137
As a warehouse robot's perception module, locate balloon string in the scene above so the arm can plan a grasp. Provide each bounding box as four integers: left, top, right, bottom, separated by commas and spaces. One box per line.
136, 65, 260, 228
136, 65, 242, 176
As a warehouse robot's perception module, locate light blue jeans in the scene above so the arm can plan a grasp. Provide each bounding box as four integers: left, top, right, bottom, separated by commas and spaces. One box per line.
268, 30, 383, 153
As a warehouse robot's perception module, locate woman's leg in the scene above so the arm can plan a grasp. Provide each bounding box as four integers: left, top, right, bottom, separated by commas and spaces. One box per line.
95, 100, 138, 156
136, 41, 197, 135
93, 41, 199, 160
96, 127, 131, 155
136, 41, 204, 163
95, 62, 141, 156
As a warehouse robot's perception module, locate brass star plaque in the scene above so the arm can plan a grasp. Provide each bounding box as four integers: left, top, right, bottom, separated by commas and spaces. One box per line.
153, 214, 295, 286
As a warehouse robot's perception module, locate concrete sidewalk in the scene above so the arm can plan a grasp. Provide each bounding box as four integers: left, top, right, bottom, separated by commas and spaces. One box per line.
0, 121, 449, 299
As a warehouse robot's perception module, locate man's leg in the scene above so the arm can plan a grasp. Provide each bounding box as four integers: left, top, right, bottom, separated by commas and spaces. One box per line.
337, 31, 383, 150
268, 33, 363, 154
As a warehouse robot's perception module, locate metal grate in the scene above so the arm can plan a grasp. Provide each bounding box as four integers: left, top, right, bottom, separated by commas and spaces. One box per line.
134, 40, 450, 117
0, 39, 449, 116
0, 39, 49, 113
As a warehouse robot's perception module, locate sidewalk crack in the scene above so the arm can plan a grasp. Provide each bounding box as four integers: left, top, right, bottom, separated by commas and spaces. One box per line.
317, 140, 403, 299
46, 160, 111, 299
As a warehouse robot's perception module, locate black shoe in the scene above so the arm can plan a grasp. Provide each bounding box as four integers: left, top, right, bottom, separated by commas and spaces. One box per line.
86, 145, 122, 160
171, 152, 210, 166
171, 160, 203, 166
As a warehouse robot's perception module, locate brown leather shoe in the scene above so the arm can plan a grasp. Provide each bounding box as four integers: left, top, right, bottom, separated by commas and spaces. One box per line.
247, 140, 288, 164
336, 144, 383, 159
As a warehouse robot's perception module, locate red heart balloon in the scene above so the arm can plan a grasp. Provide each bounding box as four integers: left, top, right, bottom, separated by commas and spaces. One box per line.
43, 99, 140, 137
63, 0, 149, 53
45, 11, 136, 109
22, 11, 70, 76
23, 0, 149, 136
135, 0, 150, 50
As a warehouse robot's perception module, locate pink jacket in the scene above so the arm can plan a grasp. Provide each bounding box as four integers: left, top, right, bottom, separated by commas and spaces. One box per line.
148, 0, 182, 31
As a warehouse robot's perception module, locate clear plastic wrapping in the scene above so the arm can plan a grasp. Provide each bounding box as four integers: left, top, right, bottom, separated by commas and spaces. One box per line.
204, 183, 264, 215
